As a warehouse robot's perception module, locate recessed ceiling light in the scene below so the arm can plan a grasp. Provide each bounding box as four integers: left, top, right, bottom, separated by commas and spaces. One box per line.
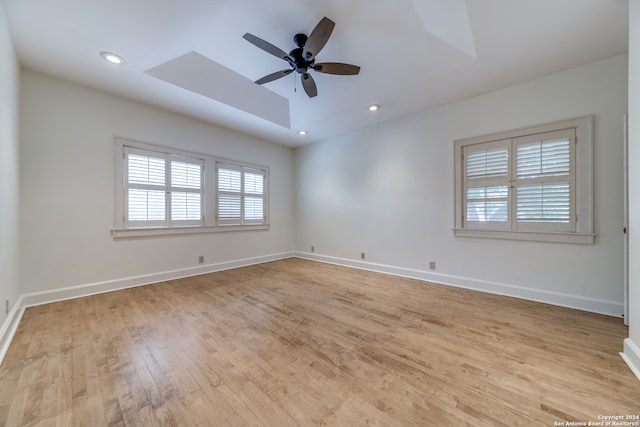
368, 104, 381, 112
100, 51, 126, 65
298, 130, 308, 135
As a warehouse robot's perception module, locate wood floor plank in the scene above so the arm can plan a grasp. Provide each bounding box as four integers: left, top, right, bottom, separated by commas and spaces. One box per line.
1, 258, 639, 426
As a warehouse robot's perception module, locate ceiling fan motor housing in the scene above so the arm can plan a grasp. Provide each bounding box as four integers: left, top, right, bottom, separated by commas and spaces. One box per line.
289, 45, 315, 74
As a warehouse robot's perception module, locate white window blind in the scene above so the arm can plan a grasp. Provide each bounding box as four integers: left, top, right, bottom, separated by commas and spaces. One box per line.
463, 141, 510, 228
453, 116, 592, 244
128, 189, 165, 222
466, 147, 509, 178
514, 129, 574, 231
125, 151, 167, 227
169, 158, 203, 225
216, 164, 266, 225
217, 168, 242, 222
466, 186, 509, 222
123, 148, 203, 227
244, 171, 265, 221
516, 183, 570, 223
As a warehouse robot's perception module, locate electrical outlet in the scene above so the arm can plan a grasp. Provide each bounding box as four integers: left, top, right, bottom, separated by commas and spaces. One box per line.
311, 246, 315, 253
361, 252, 366, 260
198, 256, 204, 264
429, 261, 436, 270
5, 299, 9, 315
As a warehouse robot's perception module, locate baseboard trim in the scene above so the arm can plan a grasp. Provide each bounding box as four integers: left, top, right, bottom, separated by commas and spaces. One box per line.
20, 252, 295, 309
621, 339, 640, 382
294, 252, 624, 318
0, 298, 25, 366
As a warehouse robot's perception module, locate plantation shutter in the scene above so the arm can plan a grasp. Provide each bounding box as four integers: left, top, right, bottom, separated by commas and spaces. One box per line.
125, 149, 167, 227
124, 148, 204, 227
170, 156, 203, 226
217, 167, 242, 224
243, 171, 265, 223
216, 164, 266, 225
463, 140, 510, 229
514, 129, 575, 232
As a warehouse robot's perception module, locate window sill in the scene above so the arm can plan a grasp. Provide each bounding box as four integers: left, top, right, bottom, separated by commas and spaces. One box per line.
452, 228, 595, 244
112, 224, 269, 239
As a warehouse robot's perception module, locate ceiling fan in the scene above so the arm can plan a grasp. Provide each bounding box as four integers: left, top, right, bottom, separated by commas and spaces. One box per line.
243, 17, 361, 98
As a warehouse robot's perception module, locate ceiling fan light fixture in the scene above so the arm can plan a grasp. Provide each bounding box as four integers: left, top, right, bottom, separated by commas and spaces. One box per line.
368, 104, 381, 112
100, 51, 126, 65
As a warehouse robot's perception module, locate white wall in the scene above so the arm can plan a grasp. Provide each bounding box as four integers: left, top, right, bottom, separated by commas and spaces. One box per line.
296, 54, 628, 317
623, 0, 640, 380
0, 3, 20, 328
19, 69, 295, 296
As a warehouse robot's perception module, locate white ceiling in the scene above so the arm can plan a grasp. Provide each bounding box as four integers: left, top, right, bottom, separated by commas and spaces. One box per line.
2, 0, 629, 147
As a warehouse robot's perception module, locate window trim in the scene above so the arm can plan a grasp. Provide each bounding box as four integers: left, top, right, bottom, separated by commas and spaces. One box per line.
453, 116, 594, 244
113, 137, 269, 238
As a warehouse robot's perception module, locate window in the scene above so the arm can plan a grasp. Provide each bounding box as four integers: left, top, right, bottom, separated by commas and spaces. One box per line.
454, 116, 594, 244
216, 163, 266, 225
114, 138, 269, 237
124, 148, 203, 227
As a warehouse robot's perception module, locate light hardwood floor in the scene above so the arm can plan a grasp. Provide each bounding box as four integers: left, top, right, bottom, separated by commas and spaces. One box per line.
0, 258, 638, 426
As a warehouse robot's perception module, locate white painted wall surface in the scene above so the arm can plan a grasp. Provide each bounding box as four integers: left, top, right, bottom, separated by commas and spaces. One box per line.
295, 54, 628, 316
623, 0, 640, 380
19, 69, 295, 295
0, 3, 20, 326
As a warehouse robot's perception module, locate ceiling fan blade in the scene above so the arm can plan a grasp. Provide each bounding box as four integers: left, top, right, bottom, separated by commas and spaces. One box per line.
243, 33, 293, 63
303, 17, 335, 60
255, 69, 294, 85
313, 62, 361, 75
301, 73, 318, 98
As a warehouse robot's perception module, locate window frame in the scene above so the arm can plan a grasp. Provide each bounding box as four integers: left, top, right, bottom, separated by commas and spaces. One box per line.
113, 138, 269, 238
453, 116, 594, 244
